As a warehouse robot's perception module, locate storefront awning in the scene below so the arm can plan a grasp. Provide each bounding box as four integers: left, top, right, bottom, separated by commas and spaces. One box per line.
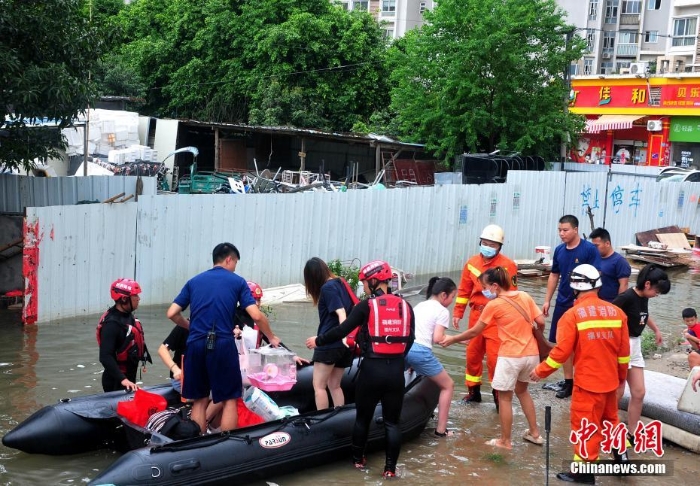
585, 115, 644, 133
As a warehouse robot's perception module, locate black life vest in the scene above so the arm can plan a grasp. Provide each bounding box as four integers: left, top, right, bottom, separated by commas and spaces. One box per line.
364, 294, 412, 357
96, 309, 147, 373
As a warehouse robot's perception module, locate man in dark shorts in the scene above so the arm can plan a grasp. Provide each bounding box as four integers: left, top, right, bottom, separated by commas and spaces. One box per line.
166, 243, 280, 433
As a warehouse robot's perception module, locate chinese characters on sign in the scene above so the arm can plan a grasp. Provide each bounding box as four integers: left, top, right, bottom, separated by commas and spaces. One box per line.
570, 419, 665, 459
606, 183, 642, 216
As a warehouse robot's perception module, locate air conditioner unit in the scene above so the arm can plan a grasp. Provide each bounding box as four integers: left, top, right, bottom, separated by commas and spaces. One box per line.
630, 62, 649, 74
602, 52, 612, 59
647, 120, 662, 131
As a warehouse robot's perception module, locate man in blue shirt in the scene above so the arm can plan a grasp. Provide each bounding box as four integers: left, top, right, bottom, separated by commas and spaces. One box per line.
542, 215, 602, 398
590, 227, 631, 302
167, 243, 280, 433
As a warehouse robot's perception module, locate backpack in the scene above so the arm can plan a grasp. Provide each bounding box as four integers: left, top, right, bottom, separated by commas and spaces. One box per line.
338, 278, 361, 356
146, 406, 200, 440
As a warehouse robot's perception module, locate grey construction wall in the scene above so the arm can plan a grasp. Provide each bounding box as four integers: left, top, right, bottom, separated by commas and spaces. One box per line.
24, 171, 700, 323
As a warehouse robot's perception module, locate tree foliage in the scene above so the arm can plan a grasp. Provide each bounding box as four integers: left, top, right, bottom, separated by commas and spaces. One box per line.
111, 0, 390, 131
0, 0, 106, 172
388, 0, 585, 162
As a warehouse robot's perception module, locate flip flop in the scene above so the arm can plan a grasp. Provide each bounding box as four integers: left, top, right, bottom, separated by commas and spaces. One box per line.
523, 432, 544, 445
434, 429, 455, 437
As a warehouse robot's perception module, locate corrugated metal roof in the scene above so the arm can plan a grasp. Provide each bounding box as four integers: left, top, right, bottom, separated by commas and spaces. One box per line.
179, 119, 424, 148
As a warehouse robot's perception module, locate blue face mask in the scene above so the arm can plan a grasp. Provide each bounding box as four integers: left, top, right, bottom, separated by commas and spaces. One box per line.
482, 288, 497, 300
480, 245, 497, 258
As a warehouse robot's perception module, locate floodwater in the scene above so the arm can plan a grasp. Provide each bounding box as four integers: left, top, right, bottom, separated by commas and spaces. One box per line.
0, 269, 699, 485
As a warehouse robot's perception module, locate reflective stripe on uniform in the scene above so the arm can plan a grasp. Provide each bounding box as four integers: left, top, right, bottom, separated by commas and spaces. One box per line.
456, 297, 469, 305
576, 319, 623, 331
465, 373, 482, 384
545, 356, 562, 369
618, 356, 630, 364
467, 264, 481, 278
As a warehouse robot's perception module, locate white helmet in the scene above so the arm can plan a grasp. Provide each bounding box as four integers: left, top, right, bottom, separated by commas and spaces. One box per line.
480, 224, 504, 245
569, 264, 602, 291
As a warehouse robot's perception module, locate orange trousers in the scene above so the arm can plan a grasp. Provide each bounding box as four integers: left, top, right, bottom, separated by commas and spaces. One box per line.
465, 309, 499, 387
570, 385, 619, 462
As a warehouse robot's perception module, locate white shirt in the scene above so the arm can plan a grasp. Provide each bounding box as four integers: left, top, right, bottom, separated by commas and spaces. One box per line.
413, 299, 450, 348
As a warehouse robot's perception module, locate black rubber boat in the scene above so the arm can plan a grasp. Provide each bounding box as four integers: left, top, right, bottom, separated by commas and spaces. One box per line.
88, 366, 438, 485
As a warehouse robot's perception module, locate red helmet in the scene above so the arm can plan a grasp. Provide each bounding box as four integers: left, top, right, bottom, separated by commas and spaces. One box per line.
110, 278, 142, 301
359, 260, 393, 282
247, 281, 263, 300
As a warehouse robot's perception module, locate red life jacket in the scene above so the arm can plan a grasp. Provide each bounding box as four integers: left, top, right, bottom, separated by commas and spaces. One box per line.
96, 309, 147, 373
338, 278, 362, 356
365, 294, 412, 357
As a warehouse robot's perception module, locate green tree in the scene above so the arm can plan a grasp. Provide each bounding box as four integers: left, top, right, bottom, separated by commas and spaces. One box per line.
388, 0, 585, 162
0, 0, 106, 172
110, 0, 390, 131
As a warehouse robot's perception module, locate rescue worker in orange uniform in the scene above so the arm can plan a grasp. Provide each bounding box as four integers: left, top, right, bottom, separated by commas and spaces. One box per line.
452, 224, 517, 409
530, 264, 630, 485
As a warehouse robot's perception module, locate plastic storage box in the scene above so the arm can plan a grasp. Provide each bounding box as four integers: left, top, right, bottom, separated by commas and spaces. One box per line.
247, 346, 297, 392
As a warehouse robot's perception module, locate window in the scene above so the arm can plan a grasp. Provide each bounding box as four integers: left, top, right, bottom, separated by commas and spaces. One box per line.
644, 30, 658, 43
605, 0, 619, 24
353, 1, 368, 11
383, 28, 394, 39
647, 0, 661, 10
618, 30, 638, 44
381, 0, 396, 15
589, 0, 598, 20
603, 31, 616, 48
672, 17, 697, 47
616, 61, 631, 71
584, 59, 594, 75
586, 31, 596, 52
601, 61, 614, 74
570, 64, 579, 76
622, 0, 641, 14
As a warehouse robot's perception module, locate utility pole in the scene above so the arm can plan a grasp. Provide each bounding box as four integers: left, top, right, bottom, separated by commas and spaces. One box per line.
560, 29, 576, 163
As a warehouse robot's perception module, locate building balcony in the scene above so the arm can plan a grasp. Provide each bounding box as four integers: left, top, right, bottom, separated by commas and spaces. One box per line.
617, 44, 639, 57
674, 0, 700, 7
620, 13, 640, 25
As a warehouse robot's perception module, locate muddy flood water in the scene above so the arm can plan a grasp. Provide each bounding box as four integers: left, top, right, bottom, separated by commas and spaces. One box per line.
0, 269, 699, 485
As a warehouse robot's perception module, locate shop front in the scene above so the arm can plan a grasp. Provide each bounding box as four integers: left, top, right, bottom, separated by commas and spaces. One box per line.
569, 76, 700, 166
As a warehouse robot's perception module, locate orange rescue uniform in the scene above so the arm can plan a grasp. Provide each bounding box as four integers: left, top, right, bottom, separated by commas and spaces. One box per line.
533, 292, 630, 462
454, 252, 518, 386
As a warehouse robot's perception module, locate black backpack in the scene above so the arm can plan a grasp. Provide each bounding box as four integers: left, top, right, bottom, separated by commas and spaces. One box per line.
146, 406, 200, 440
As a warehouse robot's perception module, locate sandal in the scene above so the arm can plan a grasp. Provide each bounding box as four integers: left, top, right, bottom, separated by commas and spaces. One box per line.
523, 432, 544, 445
434, 429, 455, 437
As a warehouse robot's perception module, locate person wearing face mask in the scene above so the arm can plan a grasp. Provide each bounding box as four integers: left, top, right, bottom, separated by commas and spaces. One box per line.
453, 225, 518, 410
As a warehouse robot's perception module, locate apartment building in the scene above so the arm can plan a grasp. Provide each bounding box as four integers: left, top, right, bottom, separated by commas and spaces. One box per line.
337, 0, 435, 39
559, 0, 700, 75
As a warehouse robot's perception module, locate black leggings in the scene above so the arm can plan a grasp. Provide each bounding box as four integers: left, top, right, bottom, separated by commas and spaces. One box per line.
352, 357, 405, 473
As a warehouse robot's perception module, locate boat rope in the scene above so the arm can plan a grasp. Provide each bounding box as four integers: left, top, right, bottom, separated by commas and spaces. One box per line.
150, 407, 345, 454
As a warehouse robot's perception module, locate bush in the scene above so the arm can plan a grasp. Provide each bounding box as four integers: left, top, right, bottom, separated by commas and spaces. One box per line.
641, 330, 660, 358
327, 259, 360, 295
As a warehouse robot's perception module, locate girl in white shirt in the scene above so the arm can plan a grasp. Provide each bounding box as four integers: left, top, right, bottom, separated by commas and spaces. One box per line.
405, 277, 457, 437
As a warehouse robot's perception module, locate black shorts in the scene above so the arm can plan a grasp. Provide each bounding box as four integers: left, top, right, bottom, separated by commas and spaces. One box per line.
313, 346, 353, 368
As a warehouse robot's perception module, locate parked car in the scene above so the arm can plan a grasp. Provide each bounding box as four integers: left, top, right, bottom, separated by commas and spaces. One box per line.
656, 167, 700, 182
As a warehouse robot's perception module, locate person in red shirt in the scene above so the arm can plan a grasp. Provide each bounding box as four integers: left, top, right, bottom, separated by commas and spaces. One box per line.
452, 224, 517, 409
683, 307, 700, 368
530, 264, 630, 485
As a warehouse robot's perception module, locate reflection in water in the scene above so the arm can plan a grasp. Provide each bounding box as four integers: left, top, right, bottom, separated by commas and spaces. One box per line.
0, 269, 698, 485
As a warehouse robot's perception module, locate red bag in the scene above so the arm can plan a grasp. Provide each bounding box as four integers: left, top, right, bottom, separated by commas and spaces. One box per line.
237, 398, 264, 427
338, 278, 361, 356
117, 389, 167, 427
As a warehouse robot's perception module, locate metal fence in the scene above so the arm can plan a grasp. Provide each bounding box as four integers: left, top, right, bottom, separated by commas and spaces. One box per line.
0, 175, 157, 214
23, 171, 700, 322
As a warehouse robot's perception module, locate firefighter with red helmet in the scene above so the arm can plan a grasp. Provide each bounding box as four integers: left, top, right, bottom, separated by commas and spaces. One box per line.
97, 278, 151, 392
306, 260, 415, 480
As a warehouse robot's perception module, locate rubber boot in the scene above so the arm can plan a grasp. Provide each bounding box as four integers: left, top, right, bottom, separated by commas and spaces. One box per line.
461, 385, 482, 404
492, 389, 499, 413
612, 447, 630, 476
556, 381, 573, 399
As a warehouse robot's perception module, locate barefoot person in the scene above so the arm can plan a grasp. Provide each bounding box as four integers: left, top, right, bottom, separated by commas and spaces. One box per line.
405, 277, 456, 437
442, 267, 544, 449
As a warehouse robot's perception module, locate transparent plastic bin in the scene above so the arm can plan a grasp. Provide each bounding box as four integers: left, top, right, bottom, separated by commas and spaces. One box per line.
247, 346, 297, 392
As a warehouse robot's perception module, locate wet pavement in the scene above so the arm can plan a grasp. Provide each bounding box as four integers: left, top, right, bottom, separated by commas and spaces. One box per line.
0, 269, 698, 485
